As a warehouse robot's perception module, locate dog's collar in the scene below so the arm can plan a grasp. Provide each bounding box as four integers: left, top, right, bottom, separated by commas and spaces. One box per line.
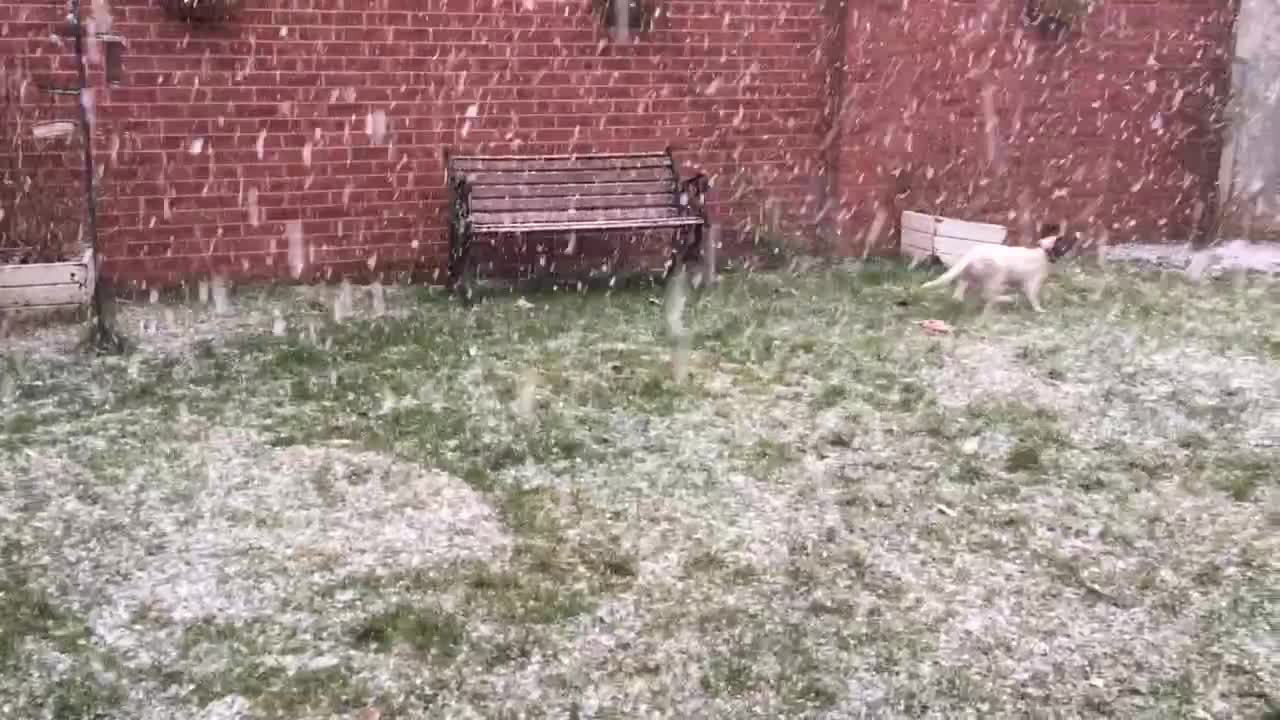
1042, 235, 1071, 263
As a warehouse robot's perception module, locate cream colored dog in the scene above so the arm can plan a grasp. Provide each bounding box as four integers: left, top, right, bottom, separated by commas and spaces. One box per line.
921, 232, 1073, 314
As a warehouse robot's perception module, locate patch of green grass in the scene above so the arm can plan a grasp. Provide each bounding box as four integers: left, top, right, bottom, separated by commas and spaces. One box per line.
545, 347, 690, 416
951, 456, 993, 485
966, 401, 1063, 441
1207, 451, 1274, 502
696, 614, 842, 709
1175, 386, 1252, 428
352, 604, 466, 661
178, 618, 262, 653
1015, 341, 1070, 381
700, 653, 757, 696
0, 542, 127, 717
894, 379, 929, 411
1005, 439, 1043, 473
497, 582, 595, 625
481, 628, 541, 669
499, 486, 561, 537
460, 463, 497, 492
5, 412, 38, 435
1014, 342, 1063, 365
353, 555, 608, 634
683, 550, 728, 575
0, 544, 90, 665
747, 438, 795, 478
682, 550, 758, 585
1145, 669, 1201, 714
177, 618, 378, 713
1264, 335, 1280, 361
962, 402, 1065, 478
580, 545, 639, 579
200, 662, 373, 716
1175, 431, 1212, 451
325, 483, 626, 638
465, 567, 595, 625
1120, 449, 1176, 483
32, 671, 129, 720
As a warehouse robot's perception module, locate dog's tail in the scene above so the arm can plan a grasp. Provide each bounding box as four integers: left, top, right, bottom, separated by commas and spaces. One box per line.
921, 253, 973, 290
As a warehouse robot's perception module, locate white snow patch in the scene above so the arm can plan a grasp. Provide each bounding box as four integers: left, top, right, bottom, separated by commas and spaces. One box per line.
0, 429, 510, 670
1105, 239, 1280, 276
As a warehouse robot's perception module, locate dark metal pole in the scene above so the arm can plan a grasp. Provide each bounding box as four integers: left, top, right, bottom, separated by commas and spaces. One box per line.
69, 0, 116, 348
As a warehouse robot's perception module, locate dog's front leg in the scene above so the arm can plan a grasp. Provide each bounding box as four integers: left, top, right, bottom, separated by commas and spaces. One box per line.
1023, 275, 1046, 313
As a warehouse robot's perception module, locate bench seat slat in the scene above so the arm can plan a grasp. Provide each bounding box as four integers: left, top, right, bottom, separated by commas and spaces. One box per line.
468, 181, 674, 199
470, 193, 676, 213
451, 151, 670, 162
471, 207, 684, 226
451, 155, 673, 172
460, 168, 673, 185
472, 216, 703, 233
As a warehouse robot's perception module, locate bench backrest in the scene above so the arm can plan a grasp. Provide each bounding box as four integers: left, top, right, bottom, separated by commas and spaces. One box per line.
448, 151, 686, 228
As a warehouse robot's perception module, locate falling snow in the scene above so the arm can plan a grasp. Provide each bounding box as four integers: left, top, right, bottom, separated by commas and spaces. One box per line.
2, 0, 1278, 717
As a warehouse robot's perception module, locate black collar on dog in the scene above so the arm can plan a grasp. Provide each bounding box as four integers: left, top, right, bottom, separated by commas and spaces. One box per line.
1044, 233, 1076, 263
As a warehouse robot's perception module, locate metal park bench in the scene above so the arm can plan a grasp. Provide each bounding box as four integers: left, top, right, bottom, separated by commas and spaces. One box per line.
445, 149, 710, 301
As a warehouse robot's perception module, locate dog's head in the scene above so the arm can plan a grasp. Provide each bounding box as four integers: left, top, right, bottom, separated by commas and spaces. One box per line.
1037, 223, 1079, 262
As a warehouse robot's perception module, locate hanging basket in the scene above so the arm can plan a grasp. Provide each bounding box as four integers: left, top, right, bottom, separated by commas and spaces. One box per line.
591, 0, 656, 34
161, 0, 242, 23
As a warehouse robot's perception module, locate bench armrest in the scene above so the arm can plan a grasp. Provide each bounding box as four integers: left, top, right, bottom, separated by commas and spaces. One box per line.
680, 173, 710, 196
679, 173, 710, 215
449, 175, 472, 220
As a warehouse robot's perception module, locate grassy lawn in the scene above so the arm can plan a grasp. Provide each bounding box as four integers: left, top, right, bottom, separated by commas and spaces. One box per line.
1, 260, 1277, 718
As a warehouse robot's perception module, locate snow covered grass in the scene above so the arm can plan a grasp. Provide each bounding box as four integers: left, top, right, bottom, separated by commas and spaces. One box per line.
1, 260, 1277, 719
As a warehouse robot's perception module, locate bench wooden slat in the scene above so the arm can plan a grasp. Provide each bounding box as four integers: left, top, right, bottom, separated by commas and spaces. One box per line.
451, 151, 670, 162
468, 180, 675, 199
460, 168, 673, 186
471, 207, 683, 227
472, 216, 704, 233
470, 193, 675, 213
451, 155, 672, 172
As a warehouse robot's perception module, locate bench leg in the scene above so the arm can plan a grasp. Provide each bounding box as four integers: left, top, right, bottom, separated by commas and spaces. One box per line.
664, 227, 688, 282
448, 225, 474, 304
664, 224, 705, 284
685, 223, 705, 266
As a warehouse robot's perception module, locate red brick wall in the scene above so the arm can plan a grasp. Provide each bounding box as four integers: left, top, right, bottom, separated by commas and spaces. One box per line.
836, 0, 1237, 253
1, 0, 827, 286
0, 3, 88, 265
0, 0, 1237, 285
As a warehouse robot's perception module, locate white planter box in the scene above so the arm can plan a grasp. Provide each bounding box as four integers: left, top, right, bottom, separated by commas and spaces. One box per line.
0, 248, 95, 312
901, 210, 1008, 267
